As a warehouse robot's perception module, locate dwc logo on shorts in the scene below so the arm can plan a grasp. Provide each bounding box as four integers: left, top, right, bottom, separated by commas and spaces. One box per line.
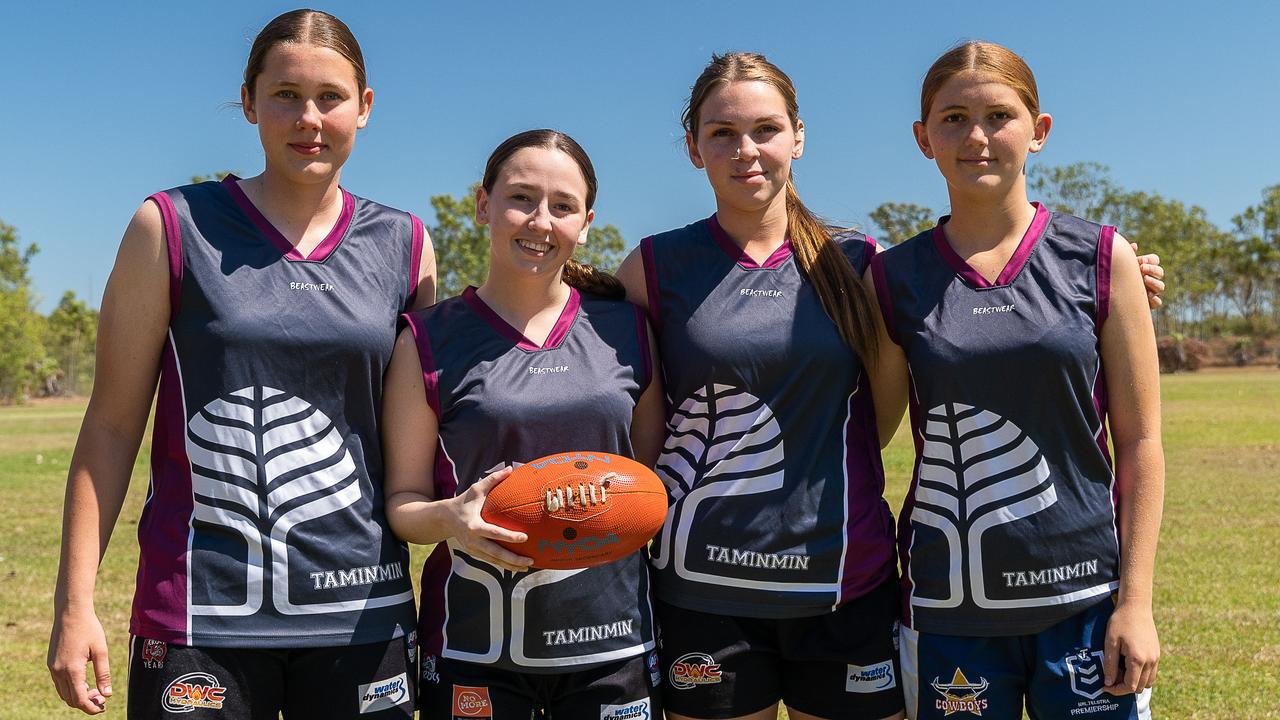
669, 652, 722, 690
163, 672, 227, 713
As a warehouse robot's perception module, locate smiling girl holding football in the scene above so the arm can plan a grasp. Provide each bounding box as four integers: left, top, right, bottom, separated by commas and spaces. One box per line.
382, 129, 666, 720
867, 42, 1163, 719
48, 9, 433, 718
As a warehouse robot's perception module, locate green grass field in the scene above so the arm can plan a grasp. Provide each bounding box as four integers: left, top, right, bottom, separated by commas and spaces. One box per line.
2, 368, 1277, 718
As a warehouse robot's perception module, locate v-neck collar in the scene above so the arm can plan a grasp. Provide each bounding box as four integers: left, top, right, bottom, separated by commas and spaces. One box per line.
221, 174, 354, 263
461, 286, 581, 352
931, 202, 1050, 289
708, 214, 793, 270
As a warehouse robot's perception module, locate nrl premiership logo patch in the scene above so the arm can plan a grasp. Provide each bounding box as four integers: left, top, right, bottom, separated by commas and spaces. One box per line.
1066, 648, 1105, 700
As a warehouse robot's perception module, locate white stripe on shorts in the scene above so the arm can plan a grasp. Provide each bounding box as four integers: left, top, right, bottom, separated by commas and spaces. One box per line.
899, 625, 921, 720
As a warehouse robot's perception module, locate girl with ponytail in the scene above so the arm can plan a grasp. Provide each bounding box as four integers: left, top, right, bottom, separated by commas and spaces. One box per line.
616, 53, 904, 720
382, 129, 666, 719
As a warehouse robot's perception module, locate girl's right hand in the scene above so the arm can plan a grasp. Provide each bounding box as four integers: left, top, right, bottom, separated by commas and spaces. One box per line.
446, 466, 535, 573
48, 607, 112, 715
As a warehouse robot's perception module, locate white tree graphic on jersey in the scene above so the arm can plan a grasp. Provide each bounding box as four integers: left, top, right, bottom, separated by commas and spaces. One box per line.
185, 386, 380, 617
651, 383, 826, 591
910, 403, 1056, 609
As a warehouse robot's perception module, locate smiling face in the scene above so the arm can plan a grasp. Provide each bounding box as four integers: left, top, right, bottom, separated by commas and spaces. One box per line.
686, 80, 804, 214
241, 42, 373, 186
913, 71, 1050, 200
476, 146, 595, 280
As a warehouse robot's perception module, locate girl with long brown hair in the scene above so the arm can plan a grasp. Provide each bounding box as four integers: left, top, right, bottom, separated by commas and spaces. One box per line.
617, 52, 905, 720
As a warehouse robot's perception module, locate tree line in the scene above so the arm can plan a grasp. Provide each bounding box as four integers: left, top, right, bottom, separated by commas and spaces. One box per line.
1, 163, 1275, 402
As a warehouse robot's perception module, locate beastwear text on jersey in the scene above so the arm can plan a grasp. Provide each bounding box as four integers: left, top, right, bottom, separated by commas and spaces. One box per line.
705, 544, 811, 571
309, 562, 405, 590
972, 304, 1015, 315
541, 619, 634, 646
739, 288, 785, 298
289, 281, 335, 292
528, 365, 570, 375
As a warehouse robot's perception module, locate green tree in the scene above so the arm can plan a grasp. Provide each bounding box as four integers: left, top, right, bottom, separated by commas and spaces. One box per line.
1028, 161, 1117, 217
1228, 185, 1280, 329
45, 291, 99, 396
868, 202, 934, 246
0, 220, 49, 402
429, 184, 628, 299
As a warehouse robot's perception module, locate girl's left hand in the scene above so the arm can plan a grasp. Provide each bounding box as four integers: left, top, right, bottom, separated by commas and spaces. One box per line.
1102, 600, 1160, 695
1134, 245, 1165, 310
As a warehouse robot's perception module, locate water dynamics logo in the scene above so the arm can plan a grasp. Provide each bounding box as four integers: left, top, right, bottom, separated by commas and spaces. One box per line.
162, 672, 227, 713
931, 668, 990, 716
600, 699, 651, 719
669, 652, 723, 690
358, 673, 410, 714
846, 660, 896, 693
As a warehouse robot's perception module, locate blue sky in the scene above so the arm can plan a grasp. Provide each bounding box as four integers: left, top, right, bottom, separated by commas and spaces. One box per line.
3, 1, 1276, 311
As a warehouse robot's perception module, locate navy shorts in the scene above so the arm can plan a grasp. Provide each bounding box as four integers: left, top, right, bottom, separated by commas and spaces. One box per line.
900, 597, 1152, 720
655, 575, 904, 719
418, 649, 662, 720
126, 633, 416, 719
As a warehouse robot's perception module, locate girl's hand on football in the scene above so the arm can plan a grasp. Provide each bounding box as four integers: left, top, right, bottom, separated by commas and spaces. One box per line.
446, 466, 534, 573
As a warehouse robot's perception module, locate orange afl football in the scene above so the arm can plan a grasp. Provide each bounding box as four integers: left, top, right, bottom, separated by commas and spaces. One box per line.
481, 451, 668, 570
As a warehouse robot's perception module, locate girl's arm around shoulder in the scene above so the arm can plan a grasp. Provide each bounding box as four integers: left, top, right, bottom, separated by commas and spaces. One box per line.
49, 199, 172, 715
630, 319, 665, 467
381, 328, 532, 572
1099, 232, 1165, 697
862, 253, 909, 448
408, 226, 437, 311
617, 246, 648, 311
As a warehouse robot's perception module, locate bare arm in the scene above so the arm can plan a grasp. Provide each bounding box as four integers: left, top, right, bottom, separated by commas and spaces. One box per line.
48, 201, 171, 714
630, 321, 665, 467
1099, 233, 1165, 695
862, 263, 909, 447
617, 246, 648, 310
381, 329, 531, 571
408, 228, 437, 311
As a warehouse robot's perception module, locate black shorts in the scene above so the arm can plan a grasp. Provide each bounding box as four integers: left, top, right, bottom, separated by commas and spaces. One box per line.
419, 650, 662, 720
656, 575, 904, 719
126, 634, 415, 719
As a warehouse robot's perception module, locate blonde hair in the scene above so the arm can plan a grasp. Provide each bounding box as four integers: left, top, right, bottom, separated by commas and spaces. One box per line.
920, 41, 1039, 122
683, 52, 878, 366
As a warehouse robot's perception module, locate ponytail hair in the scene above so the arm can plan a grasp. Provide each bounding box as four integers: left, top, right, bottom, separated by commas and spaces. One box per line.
563, 258, 625, 300
481, 129, 625, 300
684, 52, 878, 366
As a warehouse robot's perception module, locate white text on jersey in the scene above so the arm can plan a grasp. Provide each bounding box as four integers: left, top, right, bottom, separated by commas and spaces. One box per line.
705, 544, 810, 571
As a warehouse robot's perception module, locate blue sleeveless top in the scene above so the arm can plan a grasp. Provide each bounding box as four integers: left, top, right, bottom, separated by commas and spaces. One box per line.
404, 287, 657, 673
130, 176, 425, 648
642, 216, 896, 618
871, 203, 1121, 636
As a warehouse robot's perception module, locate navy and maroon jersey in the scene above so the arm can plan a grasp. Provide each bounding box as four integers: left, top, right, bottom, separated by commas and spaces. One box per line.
131, 176, 426, 648
404, 287, 657, 673
640, 215, 896, 619
871, 203, 1122, 636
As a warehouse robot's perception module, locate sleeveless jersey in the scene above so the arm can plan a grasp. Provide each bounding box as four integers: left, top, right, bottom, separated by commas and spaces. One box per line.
641, 215, 896, 619
130, 176, 425, 648
871, 203, 1121, 636
405, 287, 656, 673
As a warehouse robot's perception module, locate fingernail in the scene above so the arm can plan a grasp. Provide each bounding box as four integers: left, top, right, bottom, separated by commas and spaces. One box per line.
104, 686, 113, 694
